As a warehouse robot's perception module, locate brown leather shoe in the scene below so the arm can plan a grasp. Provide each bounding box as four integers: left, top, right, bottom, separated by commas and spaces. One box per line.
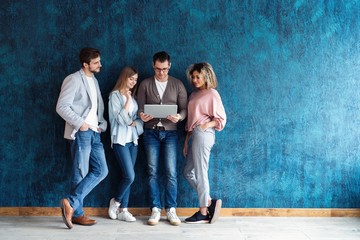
72, 215, 97, 226
60, 198, 74, 229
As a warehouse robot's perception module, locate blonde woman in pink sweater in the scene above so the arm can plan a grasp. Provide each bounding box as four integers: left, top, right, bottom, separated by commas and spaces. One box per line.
183, 62, 227, 224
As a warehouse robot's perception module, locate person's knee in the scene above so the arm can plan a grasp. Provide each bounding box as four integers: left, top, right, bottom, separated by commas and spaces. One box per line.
166, 163, 177, 177
183, 169, 189, 179
129, 172, 135, 183
123, 172, 135, 184
102, 165, 109, 179
147, 164, 158, 177
183, 167, 195, 181
166, 169, 177, 181
96, 164, 108, 180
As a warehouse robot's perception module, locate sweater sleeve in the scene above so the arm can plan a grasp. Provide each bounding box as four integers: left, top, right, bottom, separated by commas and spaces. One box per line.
211, 90, 227, 131
176, 79, 188, 120
109, 92, 133, 126
136, 82, 146, 115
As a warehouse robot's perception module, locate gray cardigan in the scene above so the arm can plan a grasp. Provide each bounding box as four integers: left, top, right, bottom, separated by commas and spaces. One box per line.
137, 76, 188, 130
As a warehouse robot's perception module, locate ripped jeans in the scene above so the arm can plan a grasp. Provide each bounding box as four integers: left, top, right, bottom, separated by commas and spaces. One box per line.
68, 129, 108, 217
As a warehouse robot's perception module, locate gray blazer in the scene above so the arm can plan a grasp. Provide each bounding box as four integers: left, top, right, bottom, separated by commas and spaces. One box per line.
56, 69, 107, 140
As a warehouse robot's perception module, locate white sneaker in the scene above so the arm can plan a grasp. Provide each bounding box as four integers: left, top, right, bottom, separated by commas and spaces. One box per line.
147, 207, 161, 225
108, 198, 120, 220
117, 208, 136, 222
166, 207, 181, 226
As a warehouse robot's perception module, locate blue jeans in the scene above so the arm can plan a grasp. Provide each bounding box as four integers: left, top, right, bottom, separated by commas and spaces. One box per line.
113, 143, 138, 208
143, 129, 178, 209
68, 130, 108, 217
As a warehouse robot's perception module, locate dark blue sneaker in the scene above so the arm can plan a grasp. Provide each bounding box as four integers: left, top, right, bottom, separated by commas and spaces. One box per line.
208, 199, 222, 224
185, 211, 210, 224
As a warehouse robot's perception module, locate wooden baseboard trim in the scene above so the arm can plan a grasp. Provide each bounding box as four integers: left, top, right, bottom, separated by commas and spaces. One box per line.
0, 207, 359, 217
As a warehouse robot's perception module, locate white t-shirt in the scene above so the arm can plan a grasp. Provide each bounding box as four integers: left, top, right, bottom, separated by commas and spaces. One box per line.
155, 79, 168, 101
155, 79, 168, 126
84, 76, 99, 131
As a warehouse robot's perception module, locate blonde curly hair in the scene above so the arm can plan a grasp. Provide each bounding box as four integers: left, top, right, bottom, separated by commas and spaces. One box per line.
186, 62, 218, 89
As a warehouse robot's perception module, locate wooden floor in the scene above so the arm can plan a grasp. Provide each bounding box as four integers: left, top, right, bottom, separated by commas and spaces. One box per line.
1, 207, 360, 217
1, 216, 360, 240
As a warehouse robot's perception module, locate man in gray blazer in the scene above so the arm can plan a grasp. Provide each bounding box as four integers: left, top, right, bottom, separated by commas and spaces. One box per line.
56, 47, 108, 229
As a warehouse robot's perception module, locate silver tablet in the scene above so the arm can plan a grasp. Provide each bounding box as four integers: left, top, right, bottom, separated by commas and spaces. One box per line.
144, 104, 178, 118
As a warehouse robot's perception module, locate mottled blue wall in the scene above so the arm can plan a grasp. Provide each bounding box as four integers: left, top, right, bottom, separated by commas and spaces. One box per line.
1, 0, 360, 208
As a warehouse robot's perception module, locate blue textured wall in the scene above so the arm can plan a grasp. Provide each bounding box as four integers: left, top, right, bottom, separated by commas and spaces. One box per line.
1, 0, 360, 208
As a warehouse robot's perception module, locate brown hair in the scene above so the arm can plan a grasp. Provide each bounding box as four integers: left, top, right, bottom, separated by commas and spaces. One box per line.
111, 66, 138, 95
153, 51, 170, 64
79, 47, 100, 66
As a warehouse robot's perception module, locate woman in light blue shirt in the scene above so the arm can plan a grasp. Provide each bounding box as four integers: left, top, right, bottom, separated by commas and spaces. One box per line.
108, 66, 144, 222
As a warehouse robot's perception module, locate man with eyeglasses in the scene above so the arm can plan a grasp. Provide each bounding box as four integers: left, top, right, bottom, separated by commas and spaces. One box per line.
137, 51, 187, 226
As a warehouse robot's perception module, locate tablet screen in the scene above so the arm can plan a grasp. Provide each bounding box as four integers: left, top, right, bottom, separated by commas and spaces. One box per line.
144, 104, 178, 118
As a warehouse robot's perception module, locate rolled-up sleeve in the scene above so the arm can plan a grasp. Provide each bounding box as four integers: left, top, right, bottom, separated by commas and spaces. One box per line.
211, 91, 226, 131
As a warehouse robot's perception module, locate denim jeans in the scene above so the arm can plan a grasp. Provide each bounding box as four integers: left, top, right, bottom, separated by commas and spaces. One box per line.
143, 129, 178, 209
68, 129, 108, 217
113, 142, 138, 208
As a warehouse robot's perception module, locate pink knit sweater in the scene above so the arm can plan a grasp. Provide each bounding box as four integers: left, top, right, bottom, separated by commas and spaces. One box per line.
186, 88, 226, 132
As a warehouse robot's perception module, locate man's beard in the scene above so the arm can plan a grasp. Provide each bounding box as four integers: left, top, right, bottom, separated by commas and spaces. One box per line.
90, 67, 101, 73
